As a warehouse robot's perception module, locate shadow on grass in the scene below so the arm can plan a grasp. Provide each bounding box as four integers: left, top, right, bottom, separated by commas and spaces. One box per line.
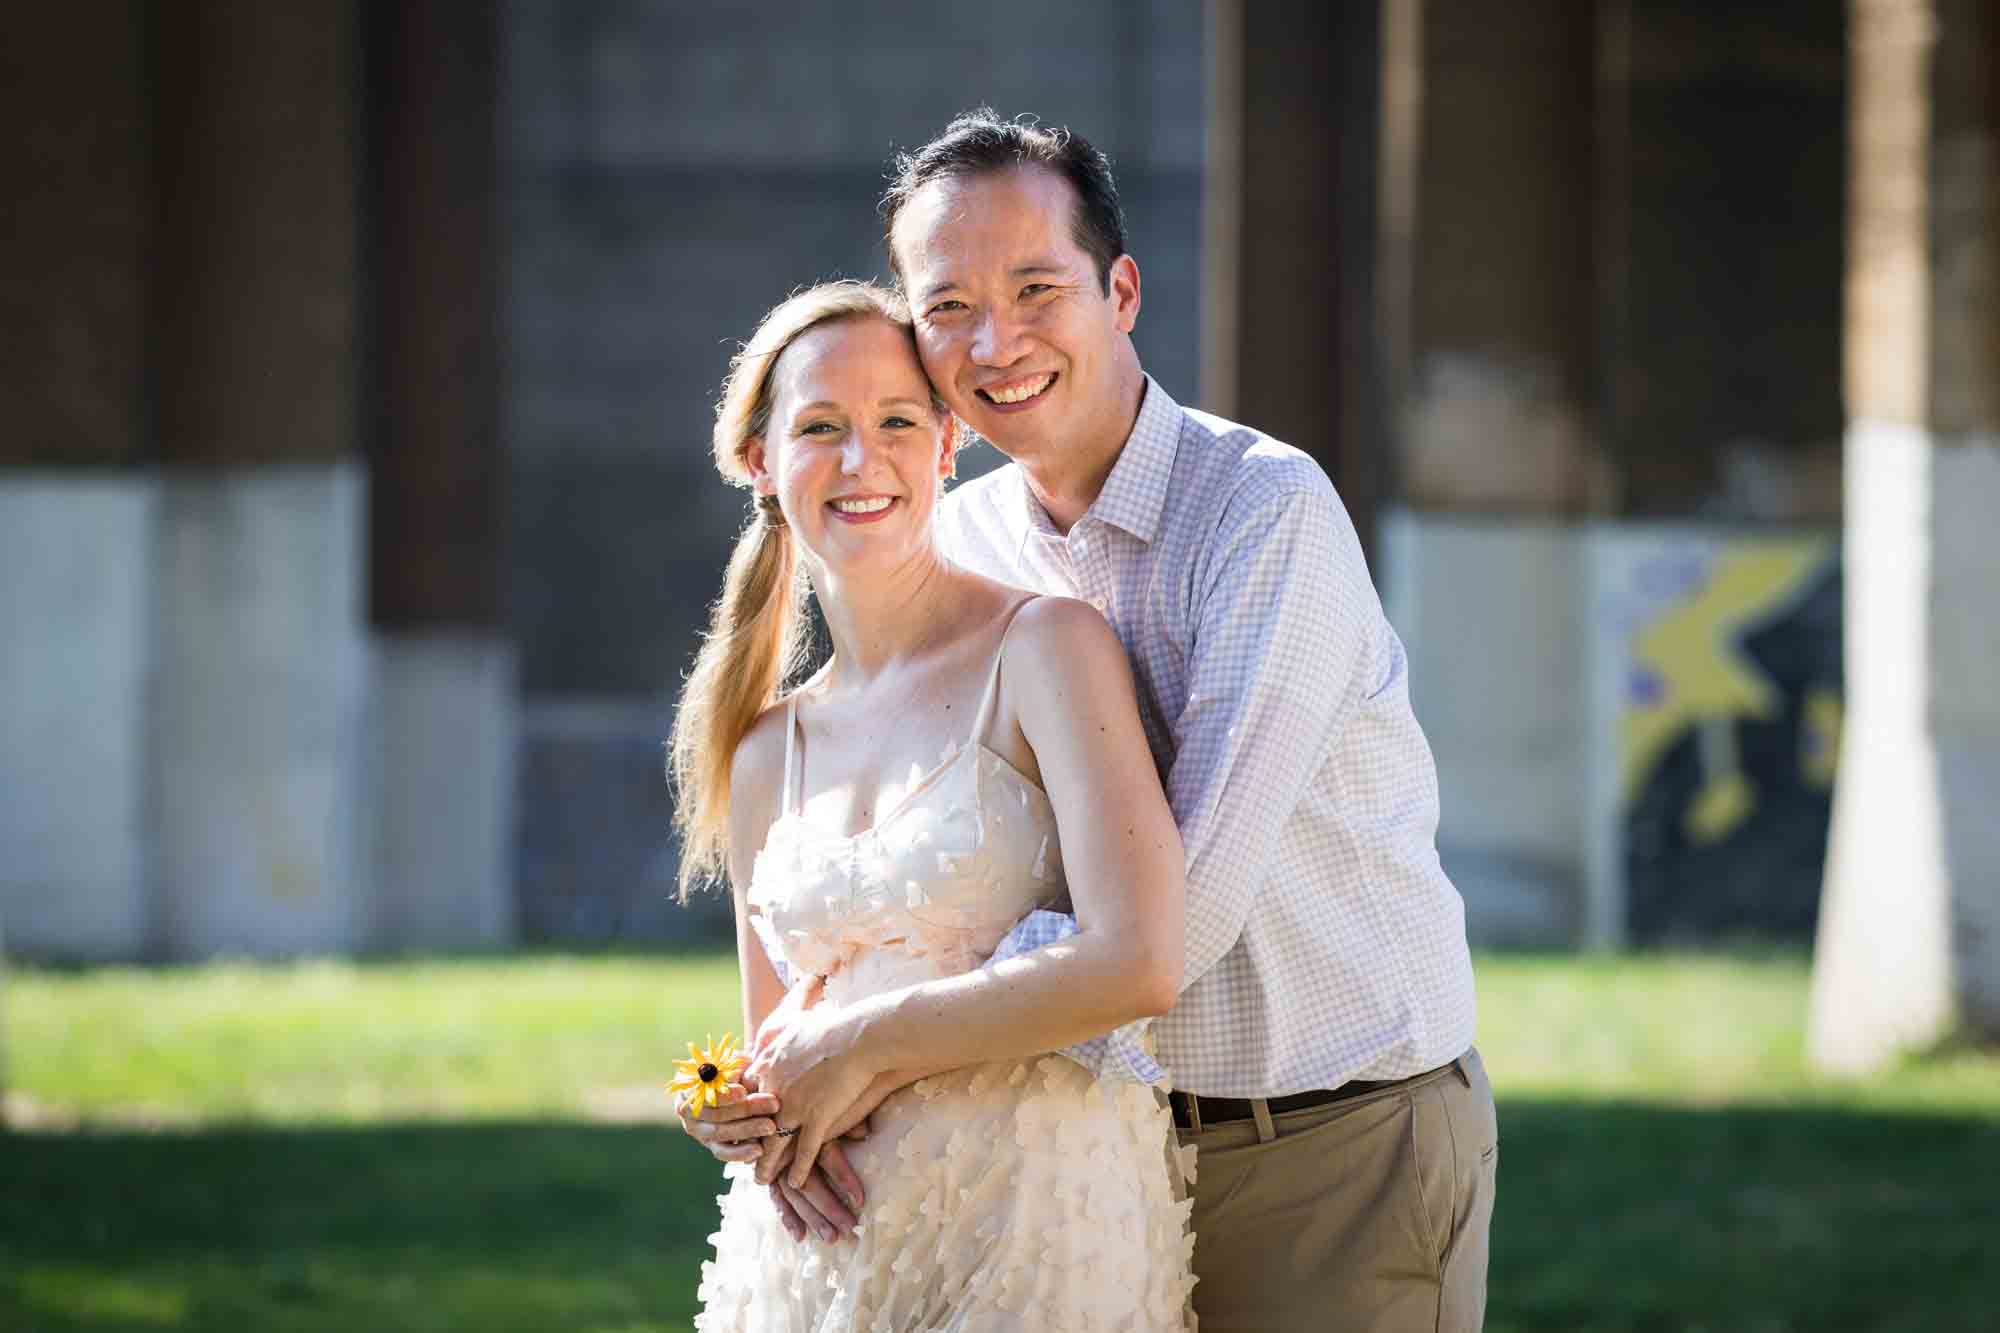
1486, 1099, 1998, 1333
2, 1101, 1995, 1333
0, 1123, 725, 1333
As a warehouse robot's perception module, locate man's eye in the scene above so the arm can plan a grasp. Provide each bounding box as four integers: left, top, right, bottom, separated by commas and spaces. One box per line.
882, 416, 916, 429
929, 300, 968, 315
1021, 284, 1053, 299
801, 422, 838, 436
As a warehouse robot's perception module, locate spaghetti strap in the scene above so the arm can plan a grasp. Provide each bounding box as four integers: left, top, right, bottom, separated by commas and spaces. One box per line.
781, 694, 804, 818
968, 596, 1039, 751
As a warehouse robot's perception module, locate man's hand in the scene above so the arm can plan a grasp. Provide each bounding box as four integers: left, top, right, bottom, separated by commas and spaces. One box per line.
675, 1082, 781, 1165
767, 1137, 868, 1243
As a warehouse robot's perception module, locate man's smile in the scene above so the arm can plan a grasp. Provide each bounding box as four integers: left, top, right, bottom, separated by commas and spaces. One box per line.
975, 371, 1058, 408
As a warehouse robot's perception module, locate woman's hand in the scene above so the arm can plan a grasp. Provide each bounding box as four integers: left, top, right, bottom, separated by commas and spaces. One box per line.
676, 1077, 782, 1164
748, 1000, 888, 1190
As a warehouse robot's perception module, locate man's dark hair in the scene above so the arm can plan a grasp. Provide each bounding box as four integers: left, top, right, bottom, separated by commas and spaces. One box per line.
881, 108, 1128, 294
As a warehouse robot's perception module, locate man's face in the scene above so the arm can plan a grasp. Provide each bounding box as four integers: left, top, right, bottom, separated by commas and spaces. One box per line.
893, 166, 1140, 465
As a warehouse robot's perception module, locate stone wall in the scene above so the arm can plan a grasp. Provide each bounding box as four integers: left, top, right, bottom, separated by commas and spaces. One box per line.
503, 0, 1206, 941
1384, 0, 1853, 945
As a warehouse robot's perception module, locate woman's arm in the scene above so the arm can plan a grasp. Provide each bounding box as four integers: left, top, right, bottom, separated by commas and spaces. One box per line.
749, 597, 1187, 1187
675, 712, 789, 1163
676, 709, 871, 1242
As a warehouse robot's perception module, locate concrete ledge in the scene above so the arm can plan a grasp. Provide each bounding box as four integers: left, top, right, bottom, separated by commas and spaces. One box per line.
1932, 435, 2000, 1035
1386, 507, 1842, 950
371, 633, 518, 949
1382, 511, 1587, 946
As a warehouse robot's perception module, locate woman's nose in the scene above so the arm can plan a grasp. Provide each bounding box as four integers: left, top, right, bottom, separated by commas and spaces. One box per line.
839, 432, 867, 473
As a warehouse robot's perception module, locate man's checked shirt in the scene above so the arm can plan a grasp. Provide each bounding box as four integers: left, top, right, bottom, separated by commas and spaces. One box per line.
941, 377, 1477, 1099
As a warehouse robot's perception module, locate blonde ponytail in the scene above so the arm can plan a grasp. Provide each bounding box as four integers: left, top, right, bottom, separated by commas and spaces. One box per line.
669, 498, 803, 898
669, 280, 937, 897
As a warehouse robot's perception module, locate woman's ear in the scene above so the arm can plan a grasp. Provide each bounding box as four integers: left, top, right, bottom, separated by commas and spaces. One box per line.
746, 436, 776, 496
939, 419, 959, 481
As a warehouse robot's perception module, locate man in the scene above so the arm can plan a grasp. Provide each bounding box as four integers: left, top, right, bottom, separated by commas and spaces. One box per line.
691, 109, 1496, 1330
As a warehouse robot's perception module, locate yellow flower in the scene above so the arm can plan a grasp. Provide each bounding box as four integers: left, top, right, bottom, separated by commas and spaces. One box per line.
668, 1032, 750, 1117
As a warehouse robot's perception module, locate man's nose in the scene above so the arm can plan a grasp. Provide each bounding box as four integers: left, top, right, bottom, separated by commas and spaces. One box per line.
970, 309, 1023, 367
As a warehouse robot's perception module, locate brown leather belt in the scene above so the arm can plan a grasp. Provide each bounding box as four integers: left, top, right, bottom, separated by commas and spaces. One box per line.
1169, 1076, 1408, 1132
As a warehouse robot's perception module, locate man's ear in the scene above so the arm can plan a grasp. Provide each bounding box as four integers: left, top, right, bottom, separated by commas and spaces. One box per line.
745, 436, 775, 496
1109, 254, 1142, 333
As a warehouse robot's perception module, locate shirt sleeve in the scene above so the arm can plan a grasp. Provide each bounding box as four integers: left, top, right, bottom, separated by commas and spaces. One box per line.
1169, 477, 1374, 991
987, 909, 1167, 1085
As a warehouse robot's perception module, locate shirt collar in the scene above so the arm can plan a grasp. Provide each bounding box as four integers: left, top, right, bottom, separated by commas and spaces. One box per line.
1011, 374, 1182, 546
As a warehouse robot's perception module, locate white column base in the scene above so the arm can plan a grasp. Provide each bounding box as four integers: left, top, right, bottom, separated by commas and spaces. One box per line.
370, 633, 517, 949
1810, 421, 1954, 1071
152, 462, 370, 959
0, 475, 155, 959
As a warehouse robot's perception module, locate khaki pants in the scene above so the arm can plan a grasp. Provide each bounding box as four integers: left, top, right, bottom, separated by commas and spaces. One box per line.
1181, 1049, 1498, 1331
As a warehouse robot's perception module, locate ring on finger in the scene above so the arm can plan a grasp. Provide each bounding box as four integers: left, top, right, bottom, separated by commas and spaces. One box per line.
767, 1126, 799, 1139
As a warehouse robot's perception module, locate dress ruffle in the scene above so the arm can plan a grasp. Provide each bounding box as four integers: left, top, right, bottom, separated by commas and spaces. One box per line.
745, 743, 1063, 981
695, 1057, 1195, 1332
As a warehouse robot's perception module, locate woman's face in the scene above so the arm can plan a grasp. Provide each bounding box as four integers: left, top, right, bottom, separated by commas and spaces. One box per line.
746, 315, 954, 581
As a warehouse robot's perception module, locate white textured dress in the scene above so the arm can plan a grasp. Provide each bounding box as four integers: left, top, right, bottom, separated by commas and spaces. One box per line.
695, 615, 1197, 1332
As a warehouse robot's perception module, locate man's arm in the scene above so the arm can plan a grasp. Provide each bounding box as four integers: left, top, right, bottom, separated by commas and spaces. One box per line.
1168, 474, 1375, 991
981, 471, 1374, 1079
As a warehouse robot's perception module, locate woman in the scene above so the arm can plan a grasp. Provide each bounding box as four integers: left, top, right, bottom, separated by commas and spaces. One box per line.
670, 281, 1194, 1330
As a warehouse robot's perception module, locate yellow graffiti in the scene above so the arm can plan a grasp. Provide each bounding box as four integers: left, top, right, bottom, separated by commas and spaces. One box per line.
1621, 542, 1833, 841
1685, 771, 1757, 842
1682, 719, 1756, 844
1801, 686, 1843, 788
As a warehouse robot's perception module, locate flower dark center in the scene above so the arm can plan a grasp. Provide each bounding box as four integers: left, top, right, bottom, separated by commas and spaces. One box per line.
698, 1063, 719, 1083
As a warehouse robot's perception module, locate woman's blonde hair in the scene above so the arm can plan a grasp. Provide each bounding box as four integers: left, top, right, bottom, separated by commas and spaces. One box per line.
668, 280, 942, 897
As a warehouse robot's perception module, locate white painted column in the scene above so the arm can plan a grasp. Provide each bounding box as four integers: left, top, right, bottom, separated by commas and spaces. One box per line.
365, 4, 515, 952
1810, 425, 1954, 1068
1811, 0, 2000, 1067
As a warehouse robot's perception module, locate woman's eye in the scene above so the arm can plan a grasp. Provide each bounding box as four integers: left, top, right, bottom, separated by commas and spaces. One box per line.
1021, 284, 1053, 299
882, 416, 915, 429
801, 422, 838, 436
929, 299, 968, 315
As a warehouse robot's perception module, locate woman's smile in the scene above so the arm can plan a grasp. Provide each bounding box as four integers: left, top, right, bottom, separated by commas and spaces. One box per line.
827, 494, 900, 523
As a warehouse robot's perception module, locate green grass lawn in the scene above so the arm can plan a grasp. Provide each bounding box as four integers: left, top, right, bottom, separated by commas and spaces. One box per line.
2, 950, 1995, 1331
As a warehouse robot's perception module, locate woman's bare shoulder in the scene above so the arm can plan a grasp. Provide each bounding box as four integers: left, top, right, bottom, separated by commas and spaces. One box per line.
1006, 594, 1126, 666
729, 700, 792, 828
